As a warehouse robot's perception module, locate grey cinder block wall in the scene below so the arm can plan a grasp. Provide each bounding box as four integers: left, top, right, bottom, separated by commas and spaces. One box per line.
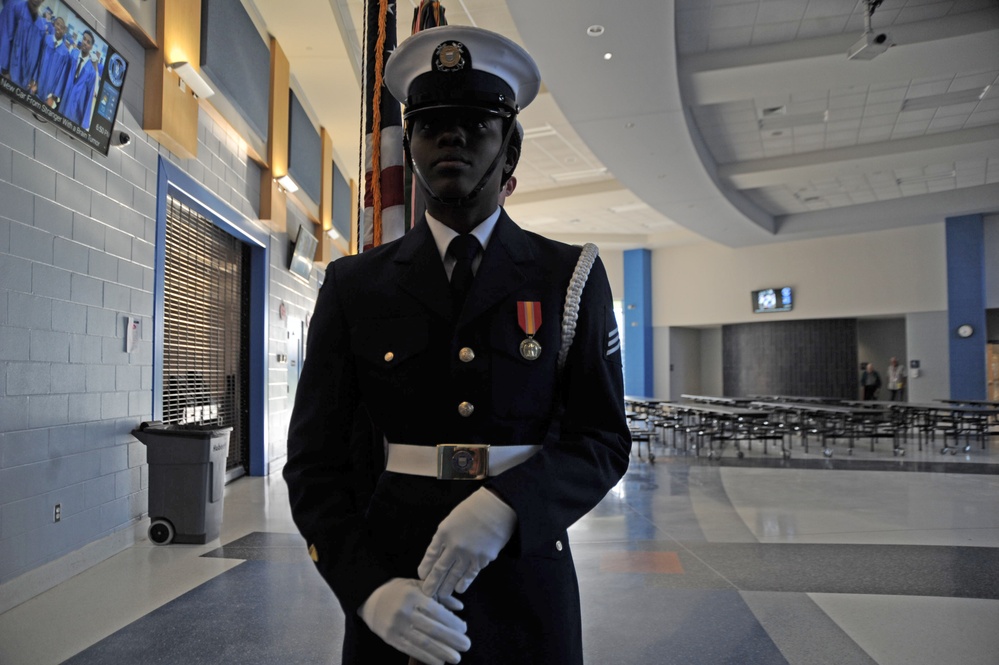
0, 0, 320, 610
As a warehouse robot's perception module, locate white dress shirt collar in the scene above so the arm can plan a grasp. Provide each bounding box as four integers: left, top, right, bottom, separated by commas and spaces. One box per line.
426, 207, 501, 277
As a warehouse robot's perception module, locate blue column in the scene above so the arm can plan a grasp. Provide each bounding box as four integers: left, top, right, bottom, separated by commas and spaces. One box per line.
623, 249, 654, 397
945, 214, 987, 400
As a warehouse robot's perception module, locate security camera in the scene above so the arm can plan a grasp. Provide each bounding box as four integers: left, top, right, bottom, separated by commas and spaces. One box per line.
847, 31, 893, 60
116, 131, 131, 147
849, 1, 895, 61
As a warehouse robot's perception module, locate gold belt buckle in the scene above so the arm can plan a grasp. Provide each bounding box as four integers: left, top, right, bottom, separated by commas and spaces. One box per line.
437, 444, 489, 480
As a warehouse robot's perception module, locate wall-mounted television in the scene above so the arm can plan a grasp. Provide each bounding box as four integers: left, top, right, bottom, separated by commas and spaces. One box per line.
0, 0, 129, 155
752, 287, 793, 313
289, 224, 317, 282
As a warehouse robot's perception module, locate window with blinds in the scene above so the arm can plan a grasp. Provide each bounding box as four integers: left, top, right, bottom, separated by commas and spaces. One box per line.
162, 196, 250, 473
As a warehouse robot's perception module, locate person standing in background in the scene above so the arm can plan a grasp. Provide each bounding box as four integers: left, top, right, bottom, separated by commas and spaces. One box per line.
861, 362, 882, 400
886, 357, 906, 401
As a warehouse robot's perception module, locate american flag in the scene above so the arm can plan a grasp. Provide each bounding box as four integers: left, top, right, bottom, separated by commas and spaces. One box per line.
411, 1, 447, 34
362, 0, 404, 250
402, 2, 448, 229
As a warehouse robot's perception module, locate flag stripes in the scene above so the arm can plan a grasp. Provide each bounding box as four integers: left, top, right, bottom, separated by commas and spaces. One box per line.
362, 0, 403, 251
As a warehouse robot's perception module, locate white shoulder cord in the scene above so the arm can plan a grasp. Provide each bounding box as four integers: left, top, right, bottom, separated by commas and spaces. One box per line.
557, 243, 599, 372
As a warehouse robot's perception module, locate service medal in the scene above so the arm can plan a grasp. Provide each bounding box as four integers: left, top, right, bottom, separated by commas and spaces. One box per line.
517, 301, 542, 361
519, 337, 542, 360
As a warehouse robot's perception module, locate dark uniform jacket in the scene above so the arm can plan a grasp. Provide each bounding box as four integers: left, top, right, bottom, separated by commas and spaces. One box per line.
284, 211, 631, 664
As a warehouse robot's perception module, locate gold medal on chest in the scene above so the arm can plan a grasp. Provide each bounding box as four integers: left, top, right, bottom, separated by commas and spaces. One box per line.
517, 301, 542, 361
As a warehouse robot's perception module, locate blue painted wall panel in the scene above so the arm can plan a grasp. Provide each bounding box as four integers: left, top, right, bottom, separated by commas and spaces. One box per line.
945, 214, 987, 400
623, 249, 654, 397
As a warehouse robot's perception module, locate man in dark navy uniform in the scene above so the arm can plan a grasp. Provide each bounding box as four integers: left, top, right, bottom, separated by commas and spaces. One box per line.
284, 24, 630, 665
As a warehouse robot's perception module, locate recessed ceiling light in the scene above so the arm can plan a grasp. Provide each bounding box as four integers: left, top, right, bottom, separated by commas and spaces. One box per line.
603, 52, 613, 60
794, 190, 823, 203
758, 110, 828, 131
896, 171, 956, 185
587, 25, 605, 37
550, 168, 608, 182
523, 216, 559, 226
901, 86, 989, 112
523, 124, 557, 139
609, 202, 651, 214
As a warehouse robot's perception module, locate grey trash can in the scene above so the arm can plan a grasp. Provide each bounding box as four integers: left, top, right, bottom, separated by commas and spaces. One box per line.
132, 421, 232, 546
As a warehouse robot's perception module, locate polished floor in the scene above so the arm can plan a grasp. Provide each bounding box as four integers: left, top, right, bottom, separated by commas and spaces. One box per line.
1, 432, 998, 665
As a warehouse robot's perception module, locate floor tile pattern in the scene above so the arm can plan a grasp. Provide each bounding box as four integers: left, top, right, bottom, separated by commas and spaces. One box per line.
2, 433, 998, 665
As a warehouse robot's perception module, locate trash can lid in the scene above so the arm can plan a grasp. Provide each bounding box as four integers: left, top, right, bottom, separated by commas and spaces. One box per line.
132, 422, 233, 438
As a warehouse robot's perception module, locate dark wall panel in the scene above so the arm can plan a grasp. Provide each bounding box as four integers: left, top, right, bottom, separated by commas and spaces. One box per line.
723, 319, 857, 398
201, 0, 270, 142
288, 90, 322, 205
332, 162, 351, 240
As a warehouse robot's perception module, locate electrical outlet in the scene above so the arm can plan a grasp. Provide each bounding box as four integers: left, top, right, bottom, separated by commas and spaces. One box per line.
54, 503, 61, 522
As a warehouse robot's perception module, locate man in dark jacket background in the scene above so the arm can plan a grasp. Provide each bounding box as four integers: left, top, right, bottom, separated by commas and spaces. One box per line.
861, 362, 882, 400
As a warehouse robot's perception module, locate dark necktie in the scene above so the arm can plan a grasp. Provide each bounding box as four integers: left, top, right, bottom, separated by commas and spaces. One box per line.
447, 234, 481, 313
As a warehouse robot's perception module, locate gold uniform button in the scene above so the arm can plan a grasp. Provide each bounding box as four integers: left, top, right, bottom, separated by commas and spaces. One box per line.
555, 540, 563, 552
459, 347, 475, 363
384, 351, 394, 362
458, 401, 475, 417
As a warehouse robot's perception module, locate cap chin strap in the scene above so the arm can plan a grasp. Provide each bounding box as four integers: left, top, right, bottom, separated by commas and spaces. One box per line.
408, 117, 518, 208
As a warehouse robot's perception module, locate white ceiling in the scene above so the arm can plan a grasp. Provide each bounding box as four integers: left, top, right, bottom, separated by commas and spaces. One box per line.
244, 0, 999, 249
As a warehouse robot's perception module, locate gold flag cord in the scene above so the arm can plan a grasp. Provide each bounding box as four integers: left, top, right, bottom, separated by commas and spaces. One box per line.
370, 0, 391, 247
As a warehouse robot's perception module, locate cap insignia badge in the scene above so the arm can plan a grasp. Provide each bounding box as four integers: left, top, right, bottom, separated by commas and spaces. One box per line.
435, 41, 468, 72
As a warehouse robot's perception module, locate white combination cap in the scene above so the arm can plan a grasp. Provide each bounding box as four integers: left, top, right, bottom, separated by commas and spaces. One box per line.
385, 25, 541, 119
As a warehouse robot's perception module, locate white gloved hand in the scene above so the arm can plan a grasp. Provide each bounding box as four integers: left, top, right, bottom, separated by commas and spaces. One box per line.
418, 487, 517, 600
358, 578, 471, 665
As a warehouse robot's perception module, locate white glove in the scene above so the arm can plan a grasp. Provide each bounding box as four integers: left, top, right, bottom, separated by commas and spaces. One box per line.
418, 487, 517, 599
358, 578, 470, 664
